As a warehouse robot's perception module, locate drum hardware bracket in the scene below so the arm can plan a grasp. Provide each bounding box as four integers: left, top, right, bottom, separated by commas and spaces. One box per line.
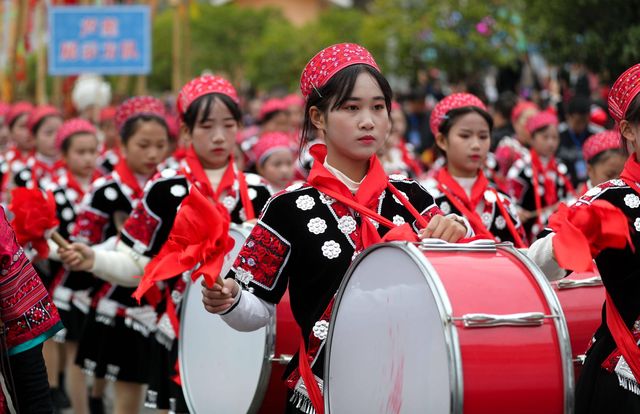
574, 355, 587, 365
450, 312, 559, 328
269, 354, 293, 365
556, 276, 603, 289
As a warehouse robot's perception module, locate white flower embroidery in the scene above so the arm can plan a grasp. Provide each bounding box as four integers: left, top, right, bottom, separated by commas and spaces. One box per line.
538, 185, 545, 196
524, 167, 533, 178
392, 215, 405, 226
19, 170, 31, 181
558, 163, 568, 175
170, 184, 187, 198
245, 174, 262, 186
634, 218, 640, 232
611, 179, 626, 187
585, 186, 602, 197
389, 174, 407, 180
319, 193, 335, 205
321, 240, 341, 259
296, 195, 315, 211
625, 194, 640, 209
481, 212, 492, 227
440, 201, 451, 215
161, 169, 177, 178
239, 208, 247, 222
495, 216, 506, 230
484, 190, 497, 203
337, 215, 357, 235
235, 268, 254, 285
61, 207, 74, 221
55, 192, 66, 205
223, 196, 236, 211
66, 189, 78, 202
248, 188, 257, 200
312, 320, 329, 340
307, 218, 327, 235
392, 191, 409, 205
104, 187, 118, 201
286, 182, 304, 192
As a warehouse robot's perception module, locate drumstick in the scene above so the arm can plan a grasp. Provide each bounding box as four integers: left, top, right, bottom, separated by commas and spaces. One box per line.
50, 231, 71, 249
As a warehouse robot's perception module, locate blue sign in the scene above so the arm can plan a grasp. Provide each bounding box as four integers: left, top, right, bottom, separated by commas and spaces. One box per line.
48, 6, 151, 75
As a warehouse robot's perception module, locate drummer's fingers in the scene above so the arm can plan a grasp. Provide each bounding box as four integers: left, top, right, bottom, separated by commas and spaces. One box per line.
422, 216, 441, 238
203, 300, 234, 314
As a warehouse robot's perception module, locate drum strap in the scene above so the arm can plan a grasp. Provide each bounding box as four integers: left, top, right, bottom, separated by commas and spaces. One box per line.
605, 291, 640, 383
298, 338, 324, 414
490, 189, 527, 248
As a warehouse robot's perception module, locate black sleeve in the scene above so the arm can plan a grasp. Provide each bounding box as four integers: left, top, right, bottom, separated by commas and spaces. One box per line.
9, 343, 54, 414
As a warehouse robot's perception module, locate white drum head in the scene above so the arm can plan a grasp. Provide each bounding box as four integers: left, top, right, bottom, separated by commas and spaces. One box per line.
326, 243, 453, 413
180, 225, 272, 413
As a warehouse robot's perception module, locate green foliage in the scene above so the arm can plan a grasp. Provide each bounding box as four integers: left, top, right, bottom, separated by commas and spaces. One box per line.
363, 0, 524, 83
523, 0, 640, 77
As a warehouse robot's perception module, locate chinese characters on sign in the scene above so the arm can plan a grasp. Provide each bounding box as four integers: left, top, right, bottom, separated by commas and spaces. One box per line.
48, 6, 150, 75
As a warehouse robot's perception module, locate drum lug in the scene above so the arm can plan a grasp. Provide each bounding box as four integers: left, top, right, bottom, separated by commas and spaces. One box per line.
556, 276, 603, 289
452, 312, 558, 328
574, 355, 586, 365
269, 354, 293, 365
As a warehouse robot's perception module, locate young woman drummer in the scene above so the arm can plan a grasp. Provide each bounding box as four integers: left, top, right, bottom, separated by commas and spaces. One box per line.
422, 93, 526, 247
529, 62, 640, 414
72, 96, 170, 414
201, 43, 470, 414
57, 75, 272, 412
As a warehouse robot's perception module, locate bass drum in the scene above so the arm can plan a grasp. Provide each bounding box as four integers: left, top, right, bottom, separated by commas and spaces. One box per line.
325, 241, 573, 414
552, 270, 604, 380
179, 224, 299, 413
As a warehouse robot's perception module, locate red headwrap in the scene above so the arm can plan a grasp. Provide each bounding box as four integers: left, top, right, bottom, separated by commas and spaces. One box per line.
6, 101, 34, 127
300, 43, 379, 100
27, 105, 61, 132
429, 93, 486, 136
283, 94, 304, 108
253, 131, 292, 165
582, 130, 623, 163
608, 63, 640, 123
177, 75, 239, 118
511, 100, 539, 125
115, 96, 166, 133
56, 118, 97, 150
525, 111, 558, 135
258, 98, 287, 121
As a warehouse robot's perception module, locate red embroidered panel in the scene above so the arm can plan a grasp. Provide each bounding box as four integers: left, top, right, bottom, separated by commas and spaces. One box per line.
73, 209, 109, 244
233, 224, 289, 289
122, 203, 159, 248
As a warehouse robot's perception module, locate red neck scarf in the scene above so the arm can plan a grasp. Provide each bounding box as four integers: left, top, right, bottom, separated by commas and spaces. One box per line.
31, 157, 65, 186
307, 144, 425, 248
620, 153, 640, 194
183, 146, 255, 220
436, 168, 494, 239
530, 150, 559, 207
114, 160, 146, 200
64, 169, 100, 201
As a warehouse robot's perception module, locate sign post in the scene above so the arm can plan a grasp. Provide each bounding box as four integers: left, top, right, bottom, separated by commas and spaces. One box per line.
48, 5, 151, 76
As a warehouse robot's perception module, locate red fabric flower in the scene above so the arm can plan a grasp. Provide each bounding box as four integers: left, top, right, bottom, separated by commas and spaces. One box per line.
133, 186, 235, 302
8, 188, 59, 259
548, 201, 632, 272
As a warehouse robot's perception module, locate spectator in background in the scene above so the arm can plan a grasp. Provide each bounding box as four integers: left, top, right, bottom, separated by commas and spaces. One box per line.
405, 90, 435, 166
491, 91, 518, 151
557, 95, 603, 187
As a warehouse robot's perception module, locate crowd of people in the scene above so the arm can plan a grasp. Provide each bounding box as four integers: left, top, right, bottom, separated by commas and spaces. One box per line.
0, 42, 638, 414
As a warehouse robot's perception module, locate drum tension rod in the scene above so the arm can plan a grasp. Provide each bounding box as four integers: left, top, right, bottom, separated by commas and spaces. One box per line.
449, 312, 560, 328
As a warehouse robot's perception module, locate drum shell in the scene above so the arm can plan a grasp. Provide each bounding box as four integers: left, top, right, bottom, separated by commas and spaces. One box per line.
552, 271, 604, 380
325, 242, 573, 414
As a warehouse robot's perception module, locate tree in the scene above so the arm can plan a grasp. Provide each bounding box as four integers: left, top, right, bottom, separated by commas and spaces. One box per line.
523, 0, 640, 77
362, 0, 524, 85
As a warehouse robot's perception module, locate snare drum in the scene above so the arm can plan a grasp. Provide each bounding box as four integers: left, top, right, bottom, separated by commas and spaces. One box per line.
552, 271, 604, 380
325, 241, 573, 414
179, 224, 299, 414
